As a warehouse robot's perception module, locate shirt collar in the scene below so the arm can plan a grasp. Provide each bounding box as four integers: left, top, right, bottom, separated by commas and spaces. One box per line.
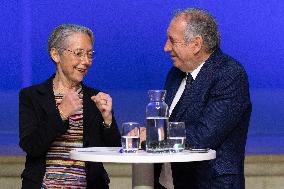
188, 62, 205, 80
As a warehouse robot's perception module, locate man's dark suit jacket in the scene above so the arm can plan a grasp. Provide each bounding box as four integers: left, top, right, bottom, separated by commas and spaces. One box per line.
155, 49, 252, 189
19, 76, 121, 189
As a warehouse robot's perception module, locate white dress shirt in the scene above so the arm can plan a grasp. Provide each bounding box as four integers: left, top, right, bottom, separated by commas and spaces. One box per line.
159, 62, 205, 189
169, 62, 205, 116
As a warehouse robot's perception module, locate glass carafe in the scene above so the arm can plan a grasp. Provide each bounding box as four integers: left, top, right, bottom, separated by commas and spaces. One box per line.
146, 90, 169, 153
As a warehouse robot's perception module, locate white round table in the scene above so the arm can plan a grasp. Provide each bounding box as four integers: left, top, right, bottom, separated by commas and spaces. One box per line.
70, 147, 216, 163
70, 147, 216, 189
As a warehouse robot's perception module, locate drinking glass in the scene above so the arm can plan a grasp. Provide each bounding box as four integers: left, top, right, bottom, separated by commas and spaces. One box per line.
167, 122, 186, 152
121, 122, 140, 153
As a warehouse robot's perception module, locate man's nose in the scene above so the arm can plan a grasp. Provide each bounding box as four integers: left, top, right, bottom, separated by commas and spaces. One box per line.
164, 39, 172, 52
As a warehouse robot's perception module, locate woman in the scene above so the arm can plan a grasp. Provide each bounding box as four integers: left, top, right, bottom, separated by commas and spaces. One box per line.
19, 24, 121, 189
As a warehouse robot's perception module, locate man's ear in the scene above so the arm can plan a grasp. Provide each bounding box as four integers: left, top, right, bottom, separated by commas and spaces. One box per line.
192, 36, 203, 54
50, 48, 61, 63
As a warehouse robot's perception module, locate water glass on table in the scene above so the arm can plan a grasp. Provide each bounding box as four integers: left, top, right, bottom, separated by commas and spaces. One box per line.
121, 122, 140, 153
167, 122, 186, 152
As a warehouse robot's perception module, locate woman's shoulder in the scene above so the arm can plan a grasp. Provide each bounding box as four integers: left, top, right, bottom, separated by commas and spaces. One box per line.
19, 77, 53, 96
19, 83, 43, 96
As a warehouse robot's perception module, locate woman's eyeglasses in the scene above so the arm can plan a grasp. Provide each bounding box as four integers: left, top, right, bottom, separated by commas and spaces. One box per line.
64, 48, 95, 61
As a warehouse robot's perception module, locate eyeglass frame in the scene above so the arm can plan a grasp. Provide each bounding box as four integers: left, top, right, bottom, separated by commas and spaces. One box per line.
167, 36, 196, 47
61, 48, 95, 61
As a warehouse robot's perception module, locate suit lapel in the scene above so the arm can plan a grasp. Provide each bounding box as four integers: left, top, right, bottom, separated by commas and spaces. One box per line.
171, 49, 223, 121
165, 71, 185, 107
171, 80, 196, 121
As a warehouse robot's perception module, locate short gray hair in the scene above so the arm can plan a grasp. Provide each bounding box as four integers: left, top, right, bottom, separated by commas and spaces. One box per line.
174, 8, 220, 53
48, 24, 94, 55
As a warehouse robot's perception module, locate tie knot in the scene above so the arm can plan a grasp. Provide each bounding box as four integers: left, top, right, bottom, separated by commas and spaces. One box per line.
186, 73, 193, 85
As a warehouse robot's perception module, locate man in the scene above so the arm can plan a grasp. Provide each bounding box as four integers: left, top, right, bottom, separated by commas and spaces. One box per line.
155, 8, 252, 189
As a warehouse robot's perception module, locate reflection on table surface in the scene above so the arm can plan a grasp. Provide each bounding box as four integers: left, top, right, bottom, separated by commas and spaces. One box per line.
70, 147, 216, 163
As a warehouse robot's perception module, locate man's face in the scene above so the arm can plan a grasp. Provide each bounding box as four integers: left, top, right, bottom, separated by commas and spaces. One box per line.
164, 17, 198, 72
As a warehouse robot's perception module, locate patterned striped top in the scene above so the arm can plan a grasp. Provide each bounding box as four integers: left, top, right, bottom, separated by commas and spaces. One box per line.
42, 87, 87, 189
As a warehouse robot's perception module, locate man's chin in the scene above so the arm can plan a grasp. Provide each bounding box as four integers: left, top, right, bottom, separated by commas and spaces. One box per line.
173, 61, 181, 69
173, 62, 186, 72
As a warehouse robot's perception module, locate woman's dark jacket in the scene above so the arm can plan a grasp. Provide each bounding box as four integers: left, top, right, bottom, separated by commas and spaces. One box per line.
19, 76, 121, 189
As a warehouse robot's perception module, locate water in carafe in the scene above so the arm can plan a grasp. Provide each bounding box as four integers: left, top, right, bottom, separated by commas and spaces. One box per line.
146, 90, 169, 153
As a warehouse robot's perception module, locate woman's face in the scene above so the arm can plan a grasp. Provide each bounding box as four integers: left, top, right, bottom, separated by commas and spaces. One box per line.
56, 32, 93, 85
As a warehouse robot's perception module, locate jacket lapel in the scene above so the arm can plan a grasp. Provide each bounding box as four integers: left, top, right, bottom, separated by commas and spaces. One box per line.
171, 79, 197, 121
36, 75, 57, 114
82, 84, 101, 145
165, 71, 185, 107
82, 84, 96, 129
36, 76, 99, 133
171, 49, 223, 121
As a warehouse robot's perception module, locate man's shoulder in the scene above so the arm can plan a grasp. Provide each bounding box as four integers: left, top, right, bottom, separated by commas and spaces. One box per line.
214, 51, 247, 77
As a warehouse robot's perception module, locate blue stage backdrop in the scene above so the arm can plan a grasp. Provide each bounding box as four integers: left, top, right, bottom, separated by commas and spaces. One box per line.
0, 0, 283, 154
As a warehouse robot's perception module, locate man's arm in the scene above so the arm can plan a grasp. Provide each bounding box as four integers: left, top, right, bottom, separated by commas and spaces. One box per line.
185, 68, 251, 149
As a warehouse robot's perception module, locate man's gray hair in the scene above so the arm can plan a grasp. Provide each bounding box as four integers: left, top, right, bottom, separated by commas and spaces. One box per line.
48, 24, 94, 55
174, 8, 220, 53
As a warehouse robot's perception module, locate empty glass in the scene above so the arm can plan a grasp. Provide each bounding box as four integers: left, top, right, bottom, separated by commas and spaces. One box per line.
167, 122, 186, 152
121, 122, 140, 153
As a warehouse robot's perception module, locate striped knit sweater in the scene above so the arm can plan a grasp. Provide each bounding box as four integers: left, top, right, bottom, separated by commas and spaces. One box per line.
42, 88, 86, 189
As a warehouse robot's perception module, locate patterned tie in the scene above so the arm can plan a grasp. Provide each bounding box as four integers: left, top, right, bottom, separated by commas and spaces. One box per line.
169, 73, 193, 121
184, 73, 193, 90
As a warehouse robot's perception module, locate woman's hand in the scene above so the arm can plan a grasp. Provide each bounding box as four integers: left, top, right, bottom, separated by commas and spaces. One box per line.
58, 91, 83, 119
91, 92, 113, 124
